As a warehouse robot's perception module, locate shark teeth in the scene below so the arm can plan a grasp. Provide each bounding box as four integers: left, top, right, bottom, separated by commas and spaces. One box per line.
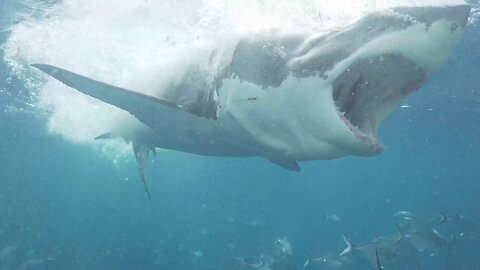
335, 105, 384, 153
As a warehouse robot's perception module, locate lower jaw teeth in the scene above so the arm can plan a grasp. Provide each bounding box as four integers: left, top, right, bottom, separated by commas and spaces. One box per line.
335, 105, 382, 151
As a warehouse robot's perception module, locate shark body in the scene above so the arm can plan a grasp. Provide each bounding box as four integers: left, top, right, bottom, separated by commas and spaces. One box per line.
32, 3, 471, 194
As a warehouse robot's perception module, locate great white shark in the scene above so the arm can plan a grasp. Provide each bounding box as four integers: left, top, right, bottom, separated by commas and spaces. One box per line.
32, 2, 471, 198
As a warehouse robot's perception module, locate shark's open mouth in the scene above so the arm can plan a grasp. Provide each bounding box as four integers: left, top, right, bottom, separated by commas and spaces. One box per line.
332, 54, 426, 154
334, 103, 384, 154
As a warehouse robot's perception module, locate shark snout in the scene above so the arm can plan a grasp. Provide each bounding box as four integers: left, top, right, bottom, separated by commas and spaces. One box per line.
393, 3, 472, 29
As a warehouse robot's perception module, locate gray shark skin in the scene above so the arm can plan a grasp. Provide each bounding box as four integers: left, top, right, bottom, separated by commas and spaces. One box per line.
31, 3, 471, 177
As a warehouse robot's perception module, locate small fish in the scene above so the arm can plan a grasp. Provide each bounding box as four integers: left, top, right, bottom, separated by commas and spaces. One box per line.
340, 231, 412, 269
248, 219, 264, 227
311, 254, 348, 269
394, 211, 414, 220
406, 228, 454, 253
339, 234, 377, 257
242, 255, 268, 269
274, 237, 293, 256
326, 214, 341, 222
190, 250, 203, 258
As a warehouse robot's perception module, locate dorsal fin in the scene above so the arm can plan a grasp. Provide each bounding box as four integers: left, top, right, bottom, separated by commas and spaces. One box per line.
339, 234, 355, 256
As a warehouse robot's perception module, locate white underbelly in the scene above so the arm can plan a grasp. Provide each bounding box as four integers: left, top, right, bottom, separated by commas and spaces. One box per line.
216, 76, 369, 161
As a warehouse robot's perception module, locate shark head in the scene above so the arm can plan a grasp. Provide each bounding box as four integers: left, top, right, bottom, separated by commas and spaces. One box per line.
328, 3, 471, 155
226, 2, 471, 160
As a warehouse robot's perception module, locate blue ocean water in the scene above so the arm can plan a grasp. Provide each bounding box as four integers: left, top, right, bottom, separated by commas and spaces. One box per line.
1, 2, 480, 270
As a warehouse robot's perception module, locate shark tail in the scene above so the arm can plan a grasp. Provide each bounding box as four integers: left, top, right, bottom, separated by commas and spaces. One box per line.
339, 234, 356, 256
302, 256, 311, 270
436, 208, 447, 225
299, 246, 312, 269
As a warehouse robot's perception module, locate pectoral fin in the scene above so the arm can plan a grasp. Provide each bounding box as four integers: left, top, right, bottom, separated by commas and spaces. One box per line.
266, 157, 301, 172
31, 64, 211, 131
